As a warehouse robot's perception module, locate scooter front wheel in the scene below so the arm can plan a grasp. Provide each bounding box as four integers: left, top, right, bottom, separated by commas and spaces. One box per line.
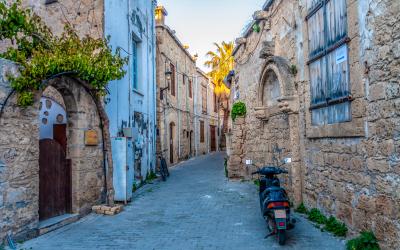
278, 229, 286, 245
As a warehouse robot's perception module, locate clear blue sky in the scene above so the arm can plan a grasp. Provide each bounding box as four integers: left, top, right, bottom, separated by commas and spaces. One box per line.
157, 0, 266, 72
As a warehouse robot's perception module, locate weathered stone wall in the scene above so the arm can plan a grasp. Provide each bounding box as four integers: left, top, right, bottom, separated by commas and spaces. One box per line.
0, 0, 104, 54
229, 0, 400, 248
0, 59, 40, 242
24, 0, 104, 38
0, 59, 106, 243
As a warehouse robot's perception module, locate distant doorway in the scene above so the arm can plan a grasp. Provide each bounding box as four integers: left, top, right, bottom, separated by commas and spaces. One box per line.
189, 130, 193, 155
210, 125, 216, 152
169, 122, 175, 164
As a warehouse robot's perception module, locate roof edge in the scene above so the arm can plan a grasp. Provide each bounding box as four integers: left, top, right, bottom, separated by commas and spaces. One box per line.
232, 0, 275, 56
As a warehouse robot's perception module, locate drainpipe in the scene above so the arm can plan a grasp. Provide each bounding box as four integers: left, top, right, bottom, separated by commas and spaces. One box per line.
176, 61, 181, 159
193, 74, 198, 156
127, 0, 132, 128
151, 2, 157, 171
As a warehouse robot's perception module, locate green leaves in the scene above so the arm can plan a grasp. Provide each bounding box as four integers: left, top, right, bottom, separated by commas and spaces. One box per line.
204, 41, 234, 95
0, 1, 127, 107
297, 205, 348, 237
346, 231, 380, 250
308, 208, 328, 224
324, 216, 348, 237
231, 101, 247, 121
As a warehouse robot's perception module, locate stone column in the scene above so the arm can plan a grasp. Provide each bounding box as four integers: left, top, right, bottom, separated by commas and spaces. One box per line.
288, 113, 302, 206
227, 117, 246, 179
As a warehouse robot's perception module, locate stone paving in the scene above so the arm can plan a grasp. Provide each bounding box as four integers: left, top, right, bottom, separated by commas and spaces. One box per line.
18, 152, 345, 250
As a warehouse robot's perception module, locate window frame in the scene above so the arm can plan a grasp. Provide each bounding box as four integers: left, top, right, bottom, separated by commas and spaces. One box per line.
188, 78, 193, 99
201, 85, 207, 114
200, 120, 205, 143
169, 62, 176, 96
306, 0, 352, 126
132, 40, 138, 90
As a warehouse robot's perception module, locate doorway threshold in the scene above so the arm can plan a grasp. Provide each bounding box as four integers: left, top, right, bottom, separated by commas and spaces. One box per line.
38, 214, 79, 235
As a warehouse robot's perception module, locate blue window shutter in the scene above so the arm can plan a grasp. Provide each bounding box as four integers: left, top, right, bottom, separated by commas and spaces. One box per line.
132, 42, 138, 90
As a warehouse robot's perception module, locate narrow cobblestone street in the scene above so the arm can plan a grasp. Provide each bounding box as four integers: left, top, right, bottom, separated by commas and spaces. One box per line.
19, 153, 345, 250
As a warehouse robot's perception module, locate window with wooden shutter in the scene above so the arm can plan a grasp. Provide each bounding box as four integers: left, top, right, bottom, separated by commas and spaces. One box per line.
170, 63, 176, 96
213, 83, 217, 113
307, 0, 351, 126
189, 79, 192, 98
200, 121, 205, 143
202, 85, 207, 114
132, 41, 138, 90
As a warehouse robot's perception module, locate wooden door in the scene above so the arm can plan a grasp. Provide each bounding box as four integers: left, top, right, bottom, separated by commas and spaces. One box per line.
39, 139, 71, 220
210, 125, 216, 152
53, 124, 67, 152
169, 123, 174, 164
189, 131, 193, 155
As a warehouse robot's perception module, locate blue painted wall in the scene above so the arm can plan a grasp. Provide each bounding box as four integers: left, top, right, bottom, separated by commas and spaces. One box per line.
104, 0, 157, 183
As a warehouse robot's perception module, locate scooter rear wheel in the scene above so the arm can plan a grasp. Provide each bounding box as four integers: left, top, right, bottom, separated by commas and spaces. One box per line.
278, 230, 286, 245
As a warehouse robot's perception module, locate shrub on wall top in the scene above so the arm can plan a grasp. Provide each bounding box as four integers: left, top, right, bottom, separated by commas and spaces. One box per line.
231, 101, 246, 121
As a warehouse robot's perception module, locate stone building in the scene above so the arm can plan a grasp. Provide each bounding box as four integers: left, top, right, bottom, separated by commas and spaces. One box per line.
0, 0, 157, 243
228, 0, 400, 248
0, 0, 108, 243
194, 69, 220, 155
155, 6, 219, 166
104, 0, 157, 184
0, 60, 108, 242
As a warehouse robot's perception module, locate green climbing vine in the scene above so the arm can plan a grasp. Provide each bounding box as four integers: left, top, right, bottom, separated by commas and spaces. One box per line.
0, 0, 127, 106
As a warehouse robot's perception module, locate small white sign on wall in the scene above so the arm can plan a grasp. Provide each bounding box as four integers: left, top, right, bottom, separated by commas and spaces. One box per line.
234, 90, 240, 101
245, 159, 253, 165
335, 45, 348, 64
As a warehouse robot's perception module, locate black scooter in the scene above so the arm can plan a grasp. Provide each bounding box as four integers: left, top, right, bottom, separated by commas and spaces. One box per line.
248, 160, 295, 245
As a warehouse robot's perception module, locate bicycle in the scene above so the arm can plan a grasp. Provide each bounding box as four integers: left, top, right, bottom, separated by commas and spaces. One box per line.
157, 150, 170, 181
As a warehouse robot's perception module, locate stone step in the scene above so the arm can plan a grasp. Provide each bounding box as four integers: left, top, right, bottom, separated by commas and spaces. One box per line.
38, 214, 79, 235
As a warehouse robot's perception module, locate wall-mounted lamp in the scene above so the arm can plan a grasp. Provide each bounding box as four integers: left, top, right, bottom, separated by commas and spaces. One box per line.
165, 70, 172, 81
160, 70, 172, 100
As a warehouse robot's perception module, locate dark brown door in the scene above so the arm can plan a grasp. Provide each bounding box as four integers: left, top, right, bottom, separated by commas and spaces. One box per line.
169, 123, 174, 164
53, 124, 67, 152
39, 139, 71, 220
210, 125, 216, 152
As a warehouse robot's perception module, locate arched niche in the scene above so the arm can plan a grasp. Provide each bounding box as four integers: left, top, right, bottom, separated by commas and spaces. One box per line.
255, 56, 298, 120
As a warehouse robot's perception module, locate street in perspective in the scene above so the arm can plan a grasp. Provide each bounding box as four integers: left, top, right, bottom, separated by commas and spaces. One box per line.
0, 0, 399, 250
18, 153, 345, 250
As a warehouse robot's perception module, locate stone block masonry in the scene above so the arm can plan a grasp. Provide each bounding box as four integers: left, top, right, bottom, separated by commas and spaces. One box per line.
228, 0, 400, 248
0, 59, 107, 243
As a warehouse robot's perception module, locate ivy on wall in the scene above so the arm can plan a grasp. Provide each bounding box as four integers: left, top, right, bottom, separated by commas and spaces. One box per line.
0, 0, 127, 106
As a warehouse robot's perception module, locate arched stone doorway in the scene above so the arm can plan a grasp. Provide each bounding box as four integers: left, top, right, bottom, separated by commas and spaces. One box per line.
0, 61, 110, 240
41, 77, 106, 216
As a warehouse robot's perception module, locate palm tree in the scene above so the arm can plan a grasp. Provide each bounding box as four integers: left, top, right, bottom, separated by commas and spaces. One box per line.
204, 41, 234, 150
204, 41, 234, 95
